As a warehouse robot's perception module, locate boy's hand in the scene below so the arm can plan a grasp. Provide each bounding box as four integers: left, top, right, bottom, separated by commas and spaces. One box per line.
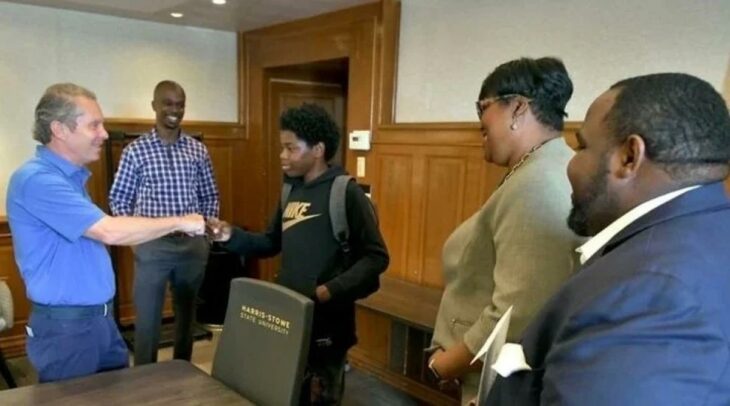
315, 285, 331, 303
205, 217, 232, 242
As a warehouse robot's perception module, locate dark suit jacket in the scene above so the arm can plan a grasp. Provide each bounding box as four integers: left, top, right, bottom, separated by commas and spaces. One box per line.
487, 182, 730, 405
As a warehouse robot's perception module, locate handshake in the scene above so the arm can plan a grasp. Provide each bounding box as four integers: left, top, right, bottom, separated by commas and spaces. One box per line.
205, 217, 233, 242
174, 214, 232, 242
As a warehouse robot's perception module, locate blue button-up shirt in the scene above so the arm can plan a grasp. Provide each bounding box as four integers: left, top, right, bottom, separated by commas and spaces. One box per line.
6, 146, 114, 305
108, 130, 219, 218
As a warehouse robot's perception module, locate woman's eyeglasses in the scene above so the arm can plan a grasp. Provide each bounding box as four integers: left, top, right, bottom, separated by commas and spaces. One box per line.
475, 94, 531, 119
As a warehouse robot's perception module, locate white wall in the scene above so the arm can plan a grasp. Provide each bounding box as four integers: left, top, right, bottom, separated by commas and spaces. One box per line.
396, 0, 730, 123
0, 2, 237, 214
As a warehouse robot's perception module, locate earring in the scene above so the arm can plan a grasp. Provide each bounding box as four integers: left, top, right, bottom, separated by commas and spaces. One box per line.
510, 123, 517, 131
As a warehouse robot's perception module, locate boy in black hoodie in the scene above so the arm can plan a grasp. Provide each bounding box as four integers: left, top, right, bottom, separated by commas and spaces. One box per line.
208, 104, 389, 405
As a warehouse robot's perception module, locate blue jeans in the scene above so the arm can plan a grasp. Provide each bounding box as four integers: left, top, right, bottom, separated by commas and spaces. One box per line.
26, 310, 128, 382
132, 235, 208, 365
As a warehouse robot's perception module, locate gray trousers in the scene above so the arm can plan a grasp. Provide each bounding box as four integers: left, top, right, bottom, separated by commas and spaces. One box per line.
132, 235, 209, 365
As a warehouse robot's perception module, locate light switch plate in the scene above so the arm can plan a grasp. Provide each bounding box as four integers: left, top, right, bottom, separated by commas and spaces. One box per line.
356, 156, 366, 177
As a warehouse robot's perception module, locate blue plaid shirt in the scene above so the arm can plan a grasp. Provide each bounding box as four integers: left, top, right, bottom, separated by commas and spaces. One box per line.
109, 129, 219, 218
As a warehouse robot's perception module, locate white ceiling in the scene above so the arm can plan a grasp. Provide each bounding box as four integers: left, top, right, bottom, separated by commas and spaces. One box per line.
0, 0, 376, 32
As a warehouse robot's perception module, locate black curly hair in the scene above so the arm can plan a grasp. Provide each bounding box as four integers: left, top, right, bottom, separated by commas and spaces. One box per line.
606, 73, 730, 182
280, 104, 341, 161
478, 57, 573, 132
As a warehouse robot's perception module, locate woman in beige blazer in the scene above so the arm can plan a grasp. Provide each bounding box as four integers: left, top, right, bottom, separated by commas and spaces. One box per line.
428, 57, 583, 404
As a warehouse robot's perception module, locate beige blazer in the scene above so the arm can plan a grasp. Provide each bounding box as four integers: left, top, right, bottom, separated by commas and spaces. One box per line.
431, 138, 583, 402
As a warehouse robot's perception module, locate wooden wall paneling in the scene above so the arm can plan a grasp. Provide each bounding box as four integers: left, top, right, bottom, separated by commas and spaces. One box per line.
86, 157, 109, 211
370, 123, 580, 290
371, 124, 478, 287
0, 221, 27, 357
351, 307, 390, 366
371, 149, 413, 281
113, 246, 135, 324
103, 120, 245, 139
562, 122, 580, 150
345, 15, 379, 184
478, 162, 507, 207
418, 154, 469, 287
105, 136, 136, 324
205, 139, 239, 223
405, 152, 427, 285
371, 143, 496, 288
238, 34, 274, 234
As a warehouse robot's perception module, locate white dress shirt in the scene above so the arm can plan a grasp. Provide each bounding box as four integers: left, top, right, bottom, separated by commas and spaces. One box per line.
577, 185, 700, 264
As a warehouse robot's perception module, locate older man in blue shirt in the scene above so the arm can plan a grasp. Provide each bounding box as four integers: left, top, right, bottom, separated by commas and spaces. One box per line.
6, 83, 206, 382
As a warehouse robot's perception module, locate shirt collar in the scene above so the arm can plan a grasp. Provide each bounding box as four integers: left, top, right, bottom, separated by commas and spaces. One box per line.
576, 185, 700, 264
150, 128, 185, 145
36, 145, 90, 179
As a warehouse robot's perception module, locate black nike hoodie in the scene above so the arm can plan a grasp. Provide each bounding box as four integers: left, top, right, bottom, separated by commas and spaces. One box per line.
224, 165, 389, 352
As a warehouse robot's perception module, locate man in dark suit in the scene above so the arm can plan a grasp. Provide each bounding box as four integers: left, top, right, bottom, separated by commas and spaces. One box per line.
486, 73, 730, 405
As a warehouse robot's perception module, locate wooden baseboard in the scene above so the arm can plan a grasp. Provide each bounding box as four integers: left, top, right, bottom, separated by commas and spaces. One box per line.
348, 347, 459, 406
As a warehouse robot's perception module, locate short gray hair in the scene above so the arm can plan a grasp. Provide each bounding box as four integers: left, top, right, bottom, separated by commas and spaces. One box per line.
33, 83, 97, 144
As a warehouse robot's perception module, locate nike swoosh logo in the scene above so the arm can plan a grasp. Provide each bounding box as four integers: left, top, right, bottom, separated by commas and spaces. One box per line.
282, 214, 322, 231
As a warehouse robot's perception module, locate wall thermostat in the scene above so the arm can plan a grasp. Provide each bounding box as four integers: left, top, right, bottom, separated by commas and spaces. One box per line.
349, 130, 371, 150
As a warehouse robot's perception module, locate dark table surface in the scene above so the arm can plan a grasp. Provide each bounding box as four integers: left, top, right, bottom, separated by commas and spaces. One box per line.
1, 360, 254, 405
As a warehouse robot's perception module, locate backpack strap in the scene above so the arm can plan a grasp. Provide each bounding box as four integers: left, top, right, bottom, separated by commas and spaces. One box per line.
281, 182, 293, 212
330, 175, 353, 255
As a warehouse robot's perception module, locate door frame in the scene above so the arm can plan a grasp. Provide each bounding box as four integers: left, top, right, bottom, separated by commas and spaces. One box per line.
236, 1, 400, 236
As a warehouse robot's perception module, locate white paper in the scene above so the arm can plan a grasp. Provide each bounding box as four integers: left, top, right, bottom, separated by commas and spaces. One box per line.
491, 343, 532, 377
473, 306, 512, 404
471, 306, 512, 364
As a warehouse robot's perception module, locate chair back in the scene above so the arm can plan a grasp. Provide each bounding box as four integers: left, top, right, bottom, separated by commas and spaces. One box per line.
0, 280, 13, 331
212, 277, 313, 406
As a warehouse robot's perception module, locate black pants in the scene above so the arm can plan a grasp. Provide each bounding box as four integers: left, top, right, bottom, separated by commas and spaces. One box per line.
300, 347, 347, 406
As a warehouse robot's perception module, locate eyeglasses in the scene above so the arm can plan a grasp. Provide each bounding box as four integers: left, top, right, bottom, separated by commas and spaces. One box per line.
475, 94, 531, 119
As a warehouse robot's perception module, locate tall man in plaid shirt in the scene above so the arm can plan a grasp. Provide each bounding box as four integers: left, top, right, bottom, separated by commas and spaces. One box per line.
109, 80, 219, 365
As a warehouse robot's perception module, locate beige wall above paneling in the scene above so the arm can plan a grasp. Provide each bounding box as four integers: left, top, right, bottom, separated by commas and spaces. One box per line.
396, 0, 730, 123
0, 2, 238, 215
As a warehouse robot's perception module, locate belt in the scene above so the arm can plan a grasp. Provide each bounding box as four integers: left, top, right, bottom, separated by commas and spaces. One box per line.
31, 300, 114, 320
165, 231, 192, 238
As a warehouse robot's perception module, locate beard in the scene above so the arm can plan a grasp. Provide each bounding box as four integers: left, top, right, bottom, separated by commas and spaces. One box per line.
567, 159, 617, 237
